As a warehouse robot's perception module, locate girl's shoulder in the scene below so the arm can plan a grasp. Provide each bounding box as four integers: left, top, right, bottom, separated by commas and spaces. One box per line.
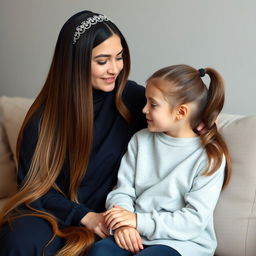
129, 128, 153, 145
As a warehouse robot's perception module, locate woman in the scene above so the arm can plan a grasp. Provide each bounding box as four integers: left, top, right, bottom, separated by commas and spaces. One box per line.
0, 10, 146, 256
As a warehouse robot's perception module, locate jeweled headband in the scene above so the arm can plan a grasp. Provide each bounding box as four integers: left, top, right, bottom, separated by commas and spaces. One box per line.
73, 14, 110, 44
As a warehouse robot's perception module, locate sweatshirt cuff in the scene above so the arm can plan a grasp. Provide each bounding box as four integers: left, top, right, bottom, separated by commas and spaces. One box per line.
136, 212, 154, 237
72, 204, 91, 226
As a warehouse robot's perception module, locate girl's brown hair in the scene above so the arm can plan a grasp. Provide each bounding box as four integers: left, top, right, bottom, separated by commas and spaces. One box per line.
147, 64, 231, 189
0, 10, 131, 255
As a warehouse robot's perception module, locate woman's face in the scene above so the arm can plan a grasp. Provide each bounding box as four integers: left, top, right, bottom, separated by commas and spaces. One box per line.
91, 34, 124, 92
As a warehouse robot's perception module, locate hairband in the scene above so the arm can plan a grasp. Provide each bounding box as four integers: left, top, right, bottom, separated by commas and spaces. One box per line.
73, 14, 110, 44
198, 68, 206, 77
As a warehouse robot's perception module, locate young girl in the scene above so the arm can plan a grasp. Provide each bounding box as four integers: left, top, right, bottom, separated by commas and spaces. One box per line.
87, 64, 232, 256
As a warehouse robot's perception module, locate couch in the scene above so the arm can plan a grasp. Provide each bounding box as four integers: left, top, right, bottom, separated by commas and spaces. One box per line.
0, 96, 255, 256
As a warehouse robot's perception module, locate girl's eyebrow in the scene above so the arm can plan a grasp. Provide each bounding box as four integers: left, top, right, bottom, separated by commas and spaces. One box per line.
148, 97, 160, 103
94, 49, 123, 59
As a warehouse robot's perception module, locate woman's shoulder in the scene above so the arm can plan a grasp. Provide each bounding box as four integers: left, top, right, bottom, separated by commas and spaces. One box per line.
22, 106, 43, 139
122, 80, 146, 113
122, 80, 147, 130
125, 79, 145, 90
18, 106, 43, 162
123, 80, 146, 102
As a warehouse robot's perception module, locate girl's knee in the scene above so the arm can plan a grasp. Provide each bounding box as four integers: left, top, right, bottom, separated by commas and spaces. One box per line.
88, 237, 130, 256
88, 239, 112, 255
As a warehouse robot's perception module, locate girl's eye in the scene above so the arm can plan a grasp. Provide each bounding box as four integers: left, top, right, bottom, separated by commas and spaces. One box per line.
151, 103, 158, 107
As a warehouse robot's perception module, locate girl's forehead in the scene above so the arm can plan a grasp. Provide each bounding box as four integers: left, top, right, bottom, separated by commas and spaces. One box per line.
145, 82, 165, 99
147, 79, 177, 93
146, 79, 169, 92
146, 79, 178, 104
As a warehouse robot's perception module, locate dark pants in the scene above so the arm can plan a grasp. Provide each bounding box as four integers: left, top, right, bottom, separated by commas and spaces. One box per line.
0, 216, 65, 256
87, 237, 181, 256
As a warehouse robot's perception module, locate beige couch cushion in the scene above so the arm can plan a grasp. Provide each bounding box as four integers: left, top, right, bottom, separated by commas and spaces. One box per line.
215, 113, 256, 256
0, 96, 33, 198
0, 124, 16, 198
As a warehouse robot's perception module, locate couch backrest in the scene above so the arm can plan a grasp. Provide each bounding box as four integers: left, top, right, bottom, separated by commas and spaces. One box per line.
0, 96, 34, 198
0, 96, 255, 256
215, 114, 256, 256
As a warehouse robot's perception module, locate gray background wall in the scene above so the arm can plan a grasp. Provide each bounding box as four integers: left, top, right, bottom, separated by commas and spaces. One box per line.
0, 0, 255, 115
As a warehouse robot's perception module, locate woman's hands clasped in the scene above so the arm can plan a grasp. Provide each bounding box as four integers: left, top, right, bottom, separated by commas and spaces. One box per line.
81, 212, 110, 239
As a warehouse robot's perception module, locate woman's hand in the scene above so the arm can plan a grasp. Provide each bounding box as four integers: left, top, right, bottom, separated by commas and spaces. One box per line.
81, 212, 109, 239
195, 122, 206, 135
114, 226, 144, 254
104, 205, 137, 230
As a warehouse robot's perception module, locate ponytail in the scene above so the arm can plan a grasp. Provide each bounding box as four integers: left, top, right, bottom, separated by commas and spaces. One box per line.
200, 68, 232, 189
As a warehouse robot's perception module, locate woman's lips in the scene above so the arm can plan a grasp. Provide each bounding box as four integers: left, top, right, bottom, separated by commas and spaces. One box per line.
102, 77, 116, 84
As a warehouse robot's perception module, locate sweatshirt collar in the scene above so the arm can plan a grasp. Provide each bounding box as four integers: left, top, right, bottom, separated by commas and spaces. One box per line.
157, 132, 201, 147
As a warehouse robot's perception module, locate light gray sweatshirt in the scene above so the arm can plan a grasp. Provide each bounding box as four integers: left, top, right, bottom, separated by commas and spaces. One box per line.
106, 129, 225, 256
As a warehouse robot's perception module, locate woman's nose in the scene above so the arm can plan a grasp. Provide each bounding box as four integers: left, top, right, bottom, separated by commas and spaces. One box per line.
108, 61, 118, 75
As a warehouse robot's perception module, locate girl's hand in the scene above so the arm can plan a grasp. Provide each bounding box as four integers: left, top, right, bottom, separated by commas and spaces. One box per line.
114, 226, 144, 254
104, 205, 137, 230
81, 212, 109, 238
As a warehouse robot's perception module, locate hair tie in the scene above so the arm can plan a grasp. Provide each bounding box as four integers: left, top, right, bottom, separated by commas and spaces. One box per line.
198, 68, 206, 77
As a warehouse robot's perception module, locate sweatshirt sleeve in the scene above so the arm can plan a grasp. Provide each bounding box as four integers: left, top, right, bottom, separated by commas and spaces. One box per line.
136, 158, 226, 241
17, 112, 91, 226
105, 134, 138, 212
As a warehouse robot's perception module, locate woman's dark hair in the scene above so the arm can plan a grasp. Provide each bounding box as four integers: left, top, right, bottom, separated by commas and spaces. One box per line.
0, 10, 131, 255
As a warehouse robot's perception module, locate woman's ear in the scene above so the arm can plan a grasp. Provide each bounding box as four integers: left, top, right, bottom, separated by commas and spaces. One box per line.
176, 104, 189, 120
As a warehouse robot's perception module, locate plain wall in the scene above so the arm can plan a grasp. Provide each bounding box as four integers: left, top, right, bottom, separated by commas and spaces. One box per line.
0, 0, 255, 115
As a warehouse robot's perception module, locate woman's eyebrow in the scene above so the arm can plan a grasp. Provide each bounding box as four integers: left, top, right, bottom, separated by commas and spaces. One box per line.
94, 54, 110, 59
117, 49, 123, 55
94, 49, 123, 59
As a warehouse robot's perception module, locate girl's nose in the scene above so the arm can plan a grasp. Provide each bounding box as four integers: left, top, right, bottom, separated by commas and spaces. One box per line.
142, 104, 149, 114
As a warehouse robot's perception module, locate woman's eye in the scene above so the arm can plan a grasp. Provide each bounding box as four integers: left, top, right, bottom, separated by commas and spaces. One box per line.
97, 60, 107, 65
116, 56, 123, 61
151, 103, 158, 107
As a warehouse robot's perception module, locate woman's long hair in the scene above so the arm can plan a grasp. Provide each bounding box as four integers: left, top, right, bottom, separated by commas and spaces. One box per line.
0, 10, 131, 255
147, 64, 231, 189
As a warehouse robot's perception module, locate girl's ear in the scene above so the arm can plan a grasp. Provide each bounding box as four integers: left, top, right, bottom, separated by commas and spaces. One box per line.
176, 104, 189, 120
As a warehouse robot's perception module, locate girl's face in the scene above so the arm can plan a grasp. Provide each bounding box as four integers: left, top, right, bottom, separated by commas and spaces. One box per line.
91, 34, 124, 92
142, 83, 188, 137
143, 81, 196, 137
142, 82, 178, 136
